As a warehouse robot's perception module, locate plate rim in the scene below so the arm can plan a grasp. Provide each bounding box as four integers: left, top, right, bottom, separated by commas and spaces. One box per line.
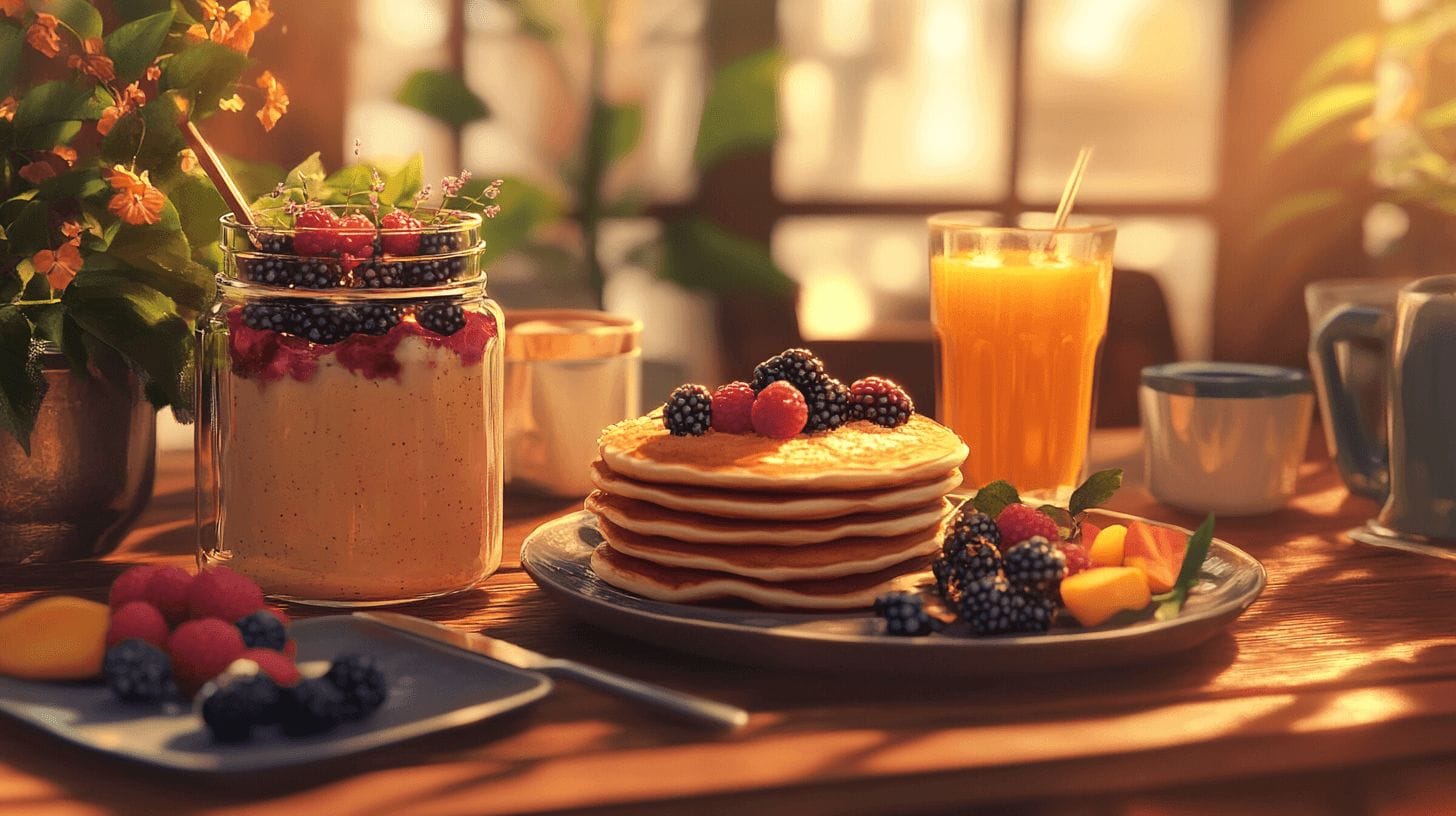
520, 508, 1267, 651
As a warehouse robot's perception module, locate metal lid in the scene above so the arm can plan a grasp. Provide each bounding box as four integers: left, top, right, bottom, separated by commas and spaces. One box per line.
1140, 362, 1313, 398
504, 309, 642, 362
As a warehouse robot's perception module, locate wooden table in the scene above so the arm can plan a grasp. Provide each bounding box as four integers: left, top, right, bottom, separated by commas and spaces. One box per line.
3, 431, 1456, 816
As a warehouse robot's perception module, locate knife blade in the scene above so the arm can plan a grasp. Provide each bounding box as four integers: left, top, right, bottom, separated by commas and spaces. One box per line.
354, 612, 748, 730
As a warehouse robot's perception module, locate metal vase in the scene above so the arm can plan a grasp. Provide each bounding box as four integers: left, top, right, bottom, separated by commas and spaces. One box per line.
0, 354, 156, 563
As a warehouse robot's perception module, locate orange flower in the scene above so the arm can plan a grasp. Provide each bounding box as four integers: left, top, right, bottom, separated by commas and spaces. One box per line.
199, 0, 225, 21
97, 106, 122, 135
97, 83, 146, 136
246, 0, 273, 31
33, 241, 82, 291
67, 37, 116, 82
218, 93, 244, 112
18, 161, 56, 184
0, 0, 24, 19
179, 148, 199, 173
51, 145, 76, 165
60, 221, 83, 240
255, 70, 288, 131
106, 166, 166, 226
145, 64, 161, 82
0, 97, 16, 122
26, 13, 61, 58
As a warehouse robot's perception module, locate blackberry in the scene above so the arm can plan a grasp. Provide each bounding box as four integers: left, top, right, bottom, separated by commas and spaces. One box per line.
296, 304, 359, 345
948, 507, 1001, 546
415, 303, 466, 335
663, 383, 712, 436
751, 348, 827, 394
872, 591, 936, 637
325, 653, 389, 720
251, 230, 293, 254
1009, 591, 1058, 634
355, 261, 406, 288
412, 230, 467, 282
201, 674, 280, 743
1002, 537, 1067, 599
931, 556, 957, 602
943, 536, 1002, 585
419, 230, 465, 255
278, 677, 346, 737
240, 256, 343, 289
958, 573, 1017, 635
804, 377, 853, 433
290, 258, 345, 289
848, 376, 915, 428
240, 301, 298, 334
235, 610, 287, 651
357, 304, 403, 335
103, 639, 173, 704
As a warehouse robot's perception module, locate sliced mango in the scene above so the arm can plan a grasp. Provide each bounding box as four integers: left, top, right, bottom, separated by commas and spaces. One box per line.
1123, 521, 1188, 593
1089, 523, 1128, 567
0, 596, 111, 680
1060, 567, 1152, 627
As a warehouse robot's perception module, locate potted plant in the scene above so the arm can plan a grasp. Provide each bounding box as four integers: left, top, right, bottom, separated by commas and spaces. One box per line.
0, 0, 285, 562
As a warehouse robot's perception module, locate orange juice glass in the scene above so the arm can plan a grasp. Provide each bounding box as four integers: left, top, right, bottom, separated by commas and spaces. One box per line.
929, 214, 1115, 501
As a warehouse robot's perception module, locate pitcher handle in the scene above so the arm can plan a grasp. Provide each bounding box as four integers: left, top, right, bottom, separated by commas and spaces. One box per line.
1312, 305, 1389, 500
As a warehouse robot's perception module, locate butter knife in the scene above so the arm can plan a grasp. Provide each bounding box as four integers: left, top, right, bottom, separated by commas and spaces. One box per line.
354, 612, 748, 730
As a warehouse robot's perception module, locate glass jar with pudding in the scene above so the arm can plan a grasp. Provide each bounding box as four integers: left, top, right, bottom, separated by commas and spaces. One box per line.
197, 208, 503, 606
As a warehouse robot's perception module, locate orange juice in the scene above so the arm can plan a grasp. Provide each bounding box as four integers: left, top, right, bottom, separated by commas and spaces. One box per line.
930, 237, 1113, 499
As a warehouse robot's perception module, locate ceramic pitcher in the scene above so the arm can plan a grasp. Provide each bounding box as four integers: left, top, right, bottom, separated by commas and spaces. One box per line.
1313, 274, 1456, 543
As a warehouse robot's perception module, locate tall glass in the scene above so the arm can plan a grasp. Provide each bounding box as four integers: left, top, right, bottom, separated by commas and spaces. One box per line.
929, 214, 1115, 501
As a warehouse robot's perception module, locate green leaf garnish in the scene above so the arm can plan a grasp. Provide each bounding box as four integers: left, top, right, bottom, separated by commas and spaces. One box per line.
971, 480, 1020, 517
1037, 504, 1075, 538
1068, 468, 1124, 516
1155, 513, 1215, 621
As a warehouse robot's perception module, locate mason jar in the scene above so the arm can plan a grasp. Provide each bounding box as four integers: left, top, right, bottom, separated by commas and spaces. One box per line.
197, 208, 503, 606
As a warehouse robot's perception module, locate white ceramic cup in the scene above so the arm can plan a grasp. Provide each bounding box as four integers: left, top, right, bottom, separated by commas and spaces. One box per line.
1140, 363, 1315, 516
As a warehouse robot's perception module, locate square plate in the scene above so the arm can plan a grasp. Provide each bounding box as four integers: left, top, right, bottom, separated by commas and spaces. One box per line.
0, 616, 552, 773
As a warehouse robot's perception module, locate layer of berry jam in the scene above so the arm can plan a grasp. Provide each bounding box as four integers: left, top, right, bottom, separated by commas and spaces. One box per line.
227, 307, 496, 383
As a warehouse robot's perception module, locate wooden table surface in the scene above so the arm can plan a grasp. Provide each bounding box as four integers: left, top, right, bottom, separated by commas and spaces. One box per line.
3, 431, 1456, 816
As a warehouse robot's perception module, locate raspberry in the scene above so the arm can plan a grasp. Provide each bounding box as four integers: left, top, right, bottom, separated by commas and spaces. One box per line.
107, 601, 170, 648
849, 376, 915, 428
709, 381, 755, 434
335, 213, 376, 258
751, 381, 808, 439
186, 566, 266, 624
239, 648, 301, 687
664, 383, 712, 436
236, 609, 288, 651
872, 592, 936, 637
995, 503, 1061, 547
1002, 536, 1067, 599
103, 640, 173, 704
108, 565, 160, 609
139, 566, 194, 626
1058, 541, 1091, 577
379, 210, 423, 255
167, 619, 247, 697
292, 208, 339, 256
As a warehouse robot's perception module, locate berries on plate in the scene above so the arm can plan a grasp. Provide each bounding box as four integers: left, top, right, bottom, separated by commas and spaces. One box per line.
709, 381, 755, 434
1058, 541, 1092, 577
379, 210, 423, 255
239, 649, 302, 687
167, 619, 247, 697
201, 674, 281, 743
995, 503, 1061, 547
292, 208, 339, 256
751, 348, 825, 394
872, 592, 936, 637
326, 653, 389, 720
849, 376, 914, 428
187, 567, 266, 625
751, 381, 808, 439
664, 384, 713, 437
278, 677, 347, 737
1009, 591, 1059, 634
959, 573, 1017, 635
103, 640, 174, 704
1002, 536, 1068, 599
107, 601, 169, 649
947, 507, 1000, 546
108, 565, 160, 610
936, 536, 1002, 601
236, 610, 288, 652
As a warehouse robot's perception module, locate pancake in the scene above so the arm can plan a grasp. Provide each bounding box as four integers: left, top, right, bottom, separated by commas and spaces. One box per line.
599, 414, 968, 492
590, 544, 927, 610
589, 460, 962, 521
595, 517, 941, 581
586, 491, 951, 546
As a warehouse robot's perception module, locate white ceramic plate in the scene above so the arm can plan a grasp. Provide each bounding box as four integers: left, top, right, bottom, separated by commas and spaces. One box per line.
521, 509, 1266, 676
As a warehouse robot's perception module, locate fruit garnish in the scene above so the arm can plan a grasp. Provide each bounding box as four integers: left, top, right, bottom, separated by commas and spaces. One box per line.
168, 618, 247, 697
995, 503, 1061, 547
379, 210, 423, 255
664, 383, 713, 436
415, 303, 467, 336
750, 381, 808, 438
1122, 520, 1187, 593
959, 573, 1016, 635
849, 376, 914, 428
292, 208, 339, 255
1058, 541, 1092, 577
752, 348, 850, 433
709, 381, 756, 434
236, 609, 289, 651
1153, 513, 1215, 621
1089, 524, 1128, 567
0, 596, 110, 680
186, 566, 266, 624
335, 213, 376, 257
1003, 537, 1067, 597
1060, 567, 1152, 627
107, 601, 169, 648
104, 640, 173, 703
327, 653, 389, 719
872, 592, 937, 637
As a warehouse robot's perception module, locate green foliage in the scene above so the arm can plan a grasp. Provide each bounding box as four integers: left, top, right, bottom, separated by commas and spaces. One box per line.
379, 153, 423, 207
160, 41, 248, 118
62, 272, 192, 410
395, 70, 490, 127
658, 217, 795, 297
100, 96, 186, 173
471, 176, 561, 266
106, 10, 175, 82
1293, 32, 1379, 97
970, 481, 1020, 518
0, 24, 22, 97
1155, 514, 1216, 621
695, 49, 783, 170
1267, 82, 1376, 157
33, 0, 103, 39
1068, 469, 1124, 516
0, 306, 45, 454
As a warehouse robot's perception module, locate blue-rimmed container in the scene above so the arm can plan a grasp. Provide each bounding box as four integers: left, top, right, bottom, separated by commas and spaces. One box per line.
1139, 363, 1315, 515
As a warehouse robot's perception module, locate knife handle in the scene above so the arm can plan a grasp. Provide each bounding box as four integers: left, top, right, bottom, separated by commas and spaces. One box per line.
541, 659, 748, 730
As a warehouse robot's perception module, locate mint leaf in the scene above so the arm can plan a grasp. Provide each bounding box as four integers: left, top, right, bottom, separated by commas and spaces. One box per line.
0, 307, 46, 454
1068, 468, 1123, 516
379, 153, 423, 208
1037, 504, 1075, 537
971, 480, 1020, 517
1155, 513, 1216, 621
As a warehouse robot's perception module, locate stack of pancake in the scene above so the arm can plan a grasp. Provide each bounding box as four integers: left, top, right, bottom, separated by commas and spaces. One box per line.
586, 414, 970, 610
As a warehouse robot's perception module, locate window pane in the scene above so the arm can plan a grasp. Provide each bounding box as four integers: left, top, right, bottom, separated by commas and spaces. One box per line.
1109, 216, 1217, 360
349, 0, 453, 179
1019, 0, 1227, 203
773, 216, 933, 339
776, 0, 1014, 202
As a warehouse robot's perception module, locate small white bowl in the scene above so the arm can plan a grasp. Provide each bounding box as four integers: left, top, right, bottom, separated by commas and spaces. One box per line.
1140, 363, 1314, 516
